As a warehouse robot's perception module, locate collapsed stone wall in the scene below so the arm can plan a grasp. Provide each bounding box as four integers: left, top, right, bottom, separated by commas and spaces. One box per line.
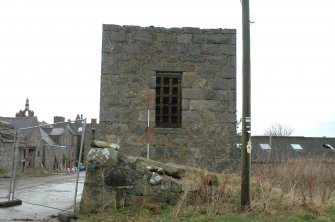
100, 24, 237, 171
80, 145, 199, 214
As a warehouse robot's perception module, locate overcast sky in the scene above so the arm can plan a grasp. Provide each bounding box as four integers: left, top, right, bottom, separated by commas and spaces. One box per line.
0, 0, 334, 136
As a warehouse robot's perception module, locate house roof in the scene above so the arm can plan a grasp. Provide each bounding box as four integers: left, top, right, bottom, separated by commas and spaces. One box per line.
251, 136, 335, 162
40, 128, 56, 145
68, 122, 82, 135
0, 116, 40, 139
0, 121, 15, 142
0, 117, 38, 129
39, 121, 54, 129
65, 124, 76, 135
49, 128, 65, 136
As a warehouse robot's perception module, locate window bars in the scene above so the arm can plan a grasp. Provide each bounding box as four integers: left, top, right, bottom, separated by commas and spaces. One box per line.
155, 73, 182, 128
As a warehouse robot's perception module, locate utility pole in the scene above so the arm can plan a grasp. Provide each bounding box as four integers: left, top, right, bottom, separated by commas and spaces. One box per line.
241, 0, 251, 210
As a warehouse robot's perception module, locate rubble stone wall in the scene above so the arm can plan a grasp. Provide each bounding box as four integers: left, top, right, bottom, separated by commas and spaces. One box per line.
100, 24, 237, 171
43, 145, 68, 170
80, 147, 196, 214
0, 142, 14, 171
83, 119, 100, 164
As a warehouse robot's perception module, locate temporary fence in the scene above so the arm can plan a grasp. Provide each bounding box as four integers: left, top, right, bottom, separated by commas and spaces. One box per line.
1, 118, 86, 219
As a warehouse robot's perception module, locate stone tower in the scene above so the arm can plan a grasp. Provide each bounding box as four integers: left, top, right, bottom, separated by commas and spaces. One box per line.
99, 24, 237, 171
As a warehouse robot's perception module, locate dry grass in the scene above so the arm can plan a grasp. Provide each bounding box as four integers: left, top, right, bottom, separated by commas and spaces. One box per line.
252, 158, 335, 214
77, 158, 335, 221
172, 170, 241, 219
171, 158, 335, 220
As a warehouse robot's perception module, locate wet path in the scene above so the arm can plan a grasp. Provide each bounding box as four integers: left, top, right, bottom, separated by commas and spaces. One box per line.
0, 172, 85, 221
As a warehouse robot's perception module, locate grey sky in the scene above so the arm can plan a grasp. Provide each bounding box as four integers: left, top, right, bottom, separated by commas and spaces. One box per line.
0, 0, 334, 136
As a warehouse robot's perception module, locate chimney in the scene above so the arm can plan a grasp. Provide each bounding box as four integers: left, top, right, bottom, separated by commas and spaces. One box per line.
91, 118, 97, 125
54, 116, 65, 124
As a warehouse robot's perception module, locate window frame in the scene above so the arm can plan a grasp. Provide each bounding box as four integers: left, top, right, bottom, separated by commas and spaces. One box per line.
155, 72, 182, 128
291, 144, 303, 150
260, 143, 271, 150
322, 144, 334, 150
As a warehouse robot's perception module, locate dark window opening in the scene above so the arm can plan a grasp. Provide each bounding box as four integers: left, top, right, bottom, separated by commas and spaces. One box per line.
155, 72, 182, 128
92, 128, 96, 140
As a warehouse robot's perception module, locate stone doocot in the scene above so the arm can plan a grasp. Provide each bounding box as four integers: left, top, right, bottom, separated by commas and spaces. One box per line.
99, 24, 237, 171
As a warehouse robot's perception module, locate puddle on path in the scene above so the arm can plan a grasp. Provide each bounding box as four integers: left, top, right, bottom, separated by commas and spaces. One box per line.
0, 173, 85, 221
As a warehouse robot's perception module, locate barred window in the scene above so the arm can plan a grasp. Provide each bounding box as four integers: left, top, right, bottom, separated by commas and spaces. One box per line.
155, 72, 182, 128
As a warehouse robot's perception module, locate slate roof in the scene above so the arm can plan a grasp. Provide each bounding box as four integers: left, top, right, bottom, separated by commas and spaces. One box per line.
40, 128, 56, 145
0, 121, 15, 142
251, 136, 335, 162
0, 117, 40, 138
0, 116, 59, 146
39, 121, 53, 129
65, 124, 76, 135
0, 117, 37, 129
49, 128, 65, 136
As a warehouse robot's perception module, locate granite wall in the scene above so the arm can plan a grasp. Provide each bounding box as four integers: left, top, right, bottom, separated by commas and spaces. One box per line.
99, 24, 236, 171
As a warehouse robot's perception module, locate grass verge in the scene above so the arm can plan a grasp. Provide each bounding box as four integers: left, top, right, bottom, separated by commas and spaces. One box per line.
77, 158, 335, 221
0, 167, 10, 178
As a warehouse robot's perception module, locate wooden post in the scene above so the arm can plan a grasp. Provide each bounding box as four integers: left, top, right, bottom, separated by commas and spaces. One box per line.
241, 0, 252, 210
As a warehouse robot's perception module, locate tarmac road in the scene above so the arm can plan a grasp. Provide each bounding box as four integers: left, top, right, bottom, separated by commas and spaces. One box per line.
0, 172, 85, 221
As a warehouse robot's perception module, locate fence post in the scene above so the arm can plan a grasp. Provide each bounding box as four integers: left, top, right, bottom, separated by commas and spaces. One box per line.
73, 118, 86, 216
8, 129, 20, 201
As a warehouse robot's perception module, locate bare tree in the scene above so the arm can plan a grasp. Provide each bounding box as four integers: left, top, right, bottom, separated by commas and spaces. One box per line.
263, 123, 294, 136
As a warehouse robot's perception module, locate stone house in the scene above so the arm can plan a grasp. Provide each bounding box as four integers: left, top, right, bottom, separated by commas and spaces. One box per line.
41, 115, 100, 167
83, 118, 99, 163
39, 125, 68, 170
99, 24, 237, 171
0, 116, 43, 171
0, 121, 16, 171
0, 99, 99, 171
40, 116, 79, 169
0, 99, 44, 170
0, 116, 73, 171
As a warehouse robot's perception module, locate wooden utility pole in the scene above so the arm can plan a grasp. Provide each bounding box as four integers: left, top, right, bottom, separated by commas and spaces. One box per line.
241, 0, 251, 210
